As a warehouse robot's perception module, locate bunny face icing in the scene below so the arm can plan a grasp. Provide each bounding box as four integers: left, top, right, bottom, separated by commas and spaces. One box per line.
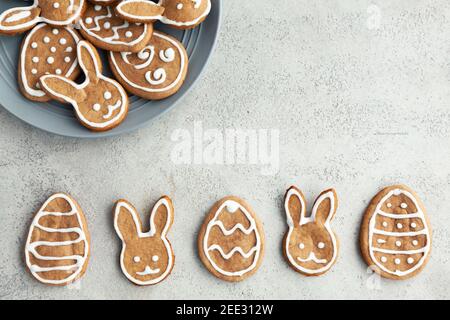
40, 41, 129, 132
0, 0, 86, 35
114, 197, 175, 286
284, 187, 339, 276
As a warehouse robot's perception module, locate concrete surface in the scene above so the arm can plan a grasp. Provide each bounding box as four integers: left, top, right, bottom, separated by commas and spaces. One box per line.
1, 0, 450, 300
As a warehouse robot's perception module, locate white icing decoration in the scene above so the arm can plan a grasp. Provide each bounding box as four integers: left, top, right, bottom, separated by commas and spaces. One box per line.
0, 1, 85, 32
381, 256, 387, 263
136, 266, 160, 275
299, 243, 305, 249
93, 103, 101, 111
65, 57, 71, 63
32, 57, 39, 63
20, 24, 80, 98
395, 240, 401, 247
401, 203, 408, 209
125, 31, 132, 38
43, 36, 50, 43
50, 46, 56, 53
192, 0, 202, 9
85, 17, 93, 24
60, 38, 67, 45
47, 57, 55, 64
52, 29, 59, 35
177, 3, 183, 10
104, 22, 111, 29
145, 68, 167, 85
133, 256, 141, 263
121, 46, 155, 70
56, 69, 62, 75
66, 47, 73, 53
284, 189, 338, 275
387, 203, 392, 208
318, 242, 325, 249
159, 0, 211, 27
40, 42, 127, 129
79, 6, 149, 47
412, 240, 419, 246
152, 255, 159, 262
24, 193, 89, 285
407, 257, 414, 264
382, 221, 388, 227
397, 223, 403, 229
104, 91, 112, 100
159, 48, 175, 62
31, 69, 37, 74
95, 5, 102, 11
103, 100, 122, 119
114, 198, 173, 286
368, 188, 431, 277
411, 222, 417, 228
110, 32, 186, 94
377, 239, 386, 244
203, 200, 262, 277
53, 3, 60, 9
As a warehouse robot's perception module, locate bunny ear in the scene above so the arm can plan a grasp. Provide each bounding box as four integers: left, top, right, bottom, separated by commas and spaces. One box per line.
114, 200, 142, 242
284, 186, 306, 227
77, 41, 103, 84
149, 196, 174, 238
0, 5, 41, 35
40, 75, 86, 104
116, 0, 165, 23
312, 189, 338, 225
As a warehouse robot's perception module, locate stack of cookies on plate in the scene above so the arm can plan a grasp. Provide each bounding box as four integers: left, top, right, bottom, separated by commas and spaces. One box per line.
0, 0, 211, 131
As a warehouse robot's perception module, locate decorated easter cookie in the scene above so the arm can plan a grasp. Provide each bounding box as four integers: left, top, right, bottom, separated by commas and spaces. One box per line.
283, 186, 339, 276
114, 197, 175, 285
25, 193, 90, 286
19, 24, 81, 102
89, 0, 119, 5
0, 0, 86, 35
79, 3, 153, 52
158, 0, 211, 29
40, 41, 129, 132
360, 185, 432, 280
115, 0, 165, 23
109, 31, 188, 100
198, 196, 265, 282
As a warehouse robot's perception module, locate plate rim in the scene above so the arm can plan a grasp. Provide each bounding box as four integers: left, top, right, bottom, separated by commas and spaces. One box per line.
0, 0, 222, 139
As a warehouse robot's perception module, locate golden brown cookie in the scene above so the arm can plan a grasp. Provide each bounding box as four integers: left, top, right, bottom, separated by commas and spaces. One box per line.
198, 196, 265, 282
113, 197, 175, 286
109, 31, 188, 100
24, 193, 90, 286
360, 185, 432, 280
40, 40, 129, 132
18, 24, 81, 102
115, 0, 165, 23
283, 186, 339, 276
158, 0, 211, 29
79, 3, 153, 52
89, 0, 119, 5
0, 0, 86, 35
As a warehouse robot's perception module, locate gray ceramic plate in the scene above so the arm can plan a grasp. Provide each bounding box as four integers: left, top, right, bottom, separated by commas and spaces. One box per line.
0, 1, 221, 138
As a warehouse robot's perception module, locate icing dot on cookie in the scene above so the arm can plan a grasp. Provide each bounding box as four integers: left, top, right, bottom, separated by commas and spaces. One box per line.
64, 57, 71, 63
407, 257, 414, 264
380, 256, 387, 263
394, 258, 401, 265
53, 2, 60, 9
31, 42, 38, 49
387, 203, 392, 208
177, 3, 184, 9
65, 47, 73, 53
32, 57, 39, 63
225, 201, 239, 213
401, 202, 408, 209
125, 31, 133, 38
411, 222, 417, 228
50, 47, 56, 53
104, 22, 111, 29
31, 69, 37, 75
55, 69, 62, 75
47, 57, 55, 64
133, 256, 140, 263
93, 104, 101, 111
95, 5, 102, 11
85, 17, 93, 24
382, 221, 388, 228
377, 238, 386, 244
104, 91, 112, 100
152, 255, 159, 262
299, 243, 305, 249
412, 240, 419, 246
395, 240, 401, 247
43, 37, 50, 44
397, 223, 403, 229
59, 38, 67, 45
52, 29, 59, 35
317, 242, 325, 249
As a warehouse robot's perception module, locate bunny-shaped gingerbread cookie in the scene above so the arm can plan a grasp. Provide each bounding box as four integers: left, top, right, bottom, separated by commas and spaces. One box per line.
113, 197, 175, 285
283, 186, 339, 276
0, 0, 86, 35
40, 40, 129, 132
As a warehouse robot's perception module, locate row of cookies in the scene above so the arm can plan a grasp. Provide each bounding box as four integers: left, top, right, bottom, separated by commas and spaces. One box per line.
0, 1, 212, 131
24, 184, 431, 286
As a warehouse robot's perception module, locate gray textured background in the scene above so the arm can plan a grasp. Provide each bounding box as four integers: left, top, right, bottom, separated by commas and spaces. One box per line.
1, 0, 450, 299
